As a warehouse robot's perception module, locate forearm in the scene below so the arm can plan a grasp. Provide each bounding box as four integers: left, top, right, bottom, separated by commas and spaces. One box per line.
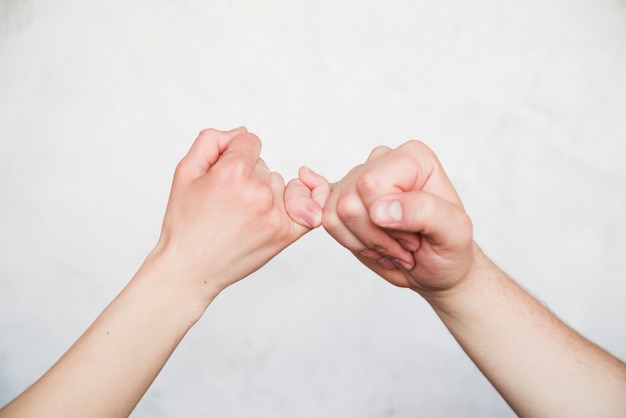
0, 250, 216, 418
426, 243, 626, 418
0, 128, 316, 417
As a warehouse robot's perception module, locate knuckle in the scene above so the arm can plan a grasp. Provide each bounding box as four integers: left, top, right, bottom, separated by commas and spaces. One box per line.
270, 170, 285, 186
355, 170, 381, 196
174, 158, 186, 176
402, 139, 426, 150
357, 248, 381, 261
401, 139, 435, 158
197, 128, 220, 139
321, 207, 341, 233
222, 155, 252, 181
173, 158, 191, 181
243, 131, 261, 146
367, 145, 391, 160
335, 192, 364, 222
235, 132, 262, 150
249, 185, 274, 214
373, 145, 392, 153
419, 193, 435, 213
259, 187, 276, 212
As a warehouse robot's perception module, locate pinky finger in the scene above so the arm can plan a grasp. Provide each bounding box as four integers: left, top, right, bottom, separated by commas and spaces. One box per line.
284, 178, 323, 229
298, 166, 332, 209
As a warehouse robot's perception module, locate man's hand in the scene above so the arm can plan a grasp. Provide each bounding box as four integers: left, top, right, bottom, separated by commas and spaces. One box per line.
299, 140, 475, 295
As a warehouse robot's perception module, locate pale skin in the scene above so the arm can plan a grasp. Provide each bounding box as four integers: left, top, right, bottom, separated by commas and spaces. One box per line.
290, 140, 626, 417
2, 132, 625, 417
0, 127, 328, 418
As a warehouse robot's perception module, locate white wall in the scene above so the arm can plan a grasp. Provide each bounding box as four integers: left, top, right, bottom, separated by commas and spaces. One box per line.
1, 1, 625, 416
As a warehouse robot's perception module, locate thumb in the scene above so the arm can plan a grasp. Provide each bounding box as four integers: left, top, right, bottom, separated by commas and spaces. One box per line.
369, 191, 473, 248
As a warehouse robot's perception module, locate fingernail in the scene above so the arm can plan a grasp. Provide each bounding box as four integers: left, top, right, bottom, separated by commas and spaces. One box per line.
373, 200, 403, 224
393, 258, 414, 272
398, 238, 417, 252
229, 126, 247, 133
302, 207, 322, 228
377, 257, 398, 270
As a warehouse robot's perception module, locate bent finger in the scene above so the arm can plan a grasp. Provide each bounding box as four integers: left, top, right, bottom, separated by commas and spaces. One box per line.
331, 188, 415, 270
270, 171, 309, 242
357, 140, 463, 211
216, 132, 263, 180
298, 166, 332, 210
370, 191, 473, 250
285, 178, 324, 229
176, 127, 247, 181
254, 157, 271, 184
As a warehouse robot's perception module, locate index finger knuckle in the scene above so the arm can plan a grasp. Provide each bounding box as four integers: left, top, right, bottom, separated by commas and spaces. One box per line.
335, 191, 364, 222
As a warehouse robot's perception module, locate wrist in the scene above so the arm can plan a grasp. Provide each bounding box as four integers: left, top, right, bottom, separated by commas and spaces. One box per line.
418, 242, 498, 318
132, 242, 223, 327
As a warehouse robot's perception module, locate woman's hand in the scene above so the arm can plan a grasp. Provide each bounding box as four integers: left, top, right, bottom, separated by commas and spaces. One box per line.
151, 127, 325, 298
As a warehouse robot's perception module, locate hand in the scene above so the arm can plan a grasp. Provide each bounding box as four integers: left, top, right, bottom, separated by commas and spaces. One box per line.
152, 127, 322, 295
306, 140, 474, 296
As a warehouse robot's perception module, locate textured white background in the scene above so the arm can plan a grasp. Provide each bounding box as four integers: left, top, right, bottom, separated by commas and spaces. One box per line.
1, 1, 625, 417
